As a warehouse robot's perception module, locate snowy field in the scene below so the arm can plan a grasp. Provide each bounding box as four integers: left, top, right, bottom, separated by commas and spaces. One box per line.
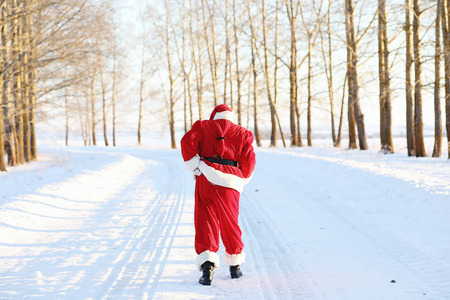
0, 136, 449, 299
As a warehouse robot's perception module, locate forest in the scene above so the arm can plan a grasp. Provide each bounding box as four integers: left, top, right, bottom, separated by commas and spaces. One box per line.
1, 0, 449, 172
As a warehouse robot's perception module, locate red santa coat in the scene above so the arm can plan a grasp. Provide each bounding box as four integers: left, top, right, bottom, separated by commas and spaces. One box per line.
181, 104, 256, 270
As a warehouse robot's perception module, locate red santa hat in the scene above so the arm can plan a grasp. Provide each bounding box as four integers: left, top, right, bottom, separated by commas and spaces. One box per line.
209, 104, 235, 122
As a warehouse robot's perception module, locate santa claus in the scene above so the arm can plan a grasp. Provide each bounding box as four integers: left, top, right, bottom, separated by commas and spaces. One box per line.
181, 104, 256, 285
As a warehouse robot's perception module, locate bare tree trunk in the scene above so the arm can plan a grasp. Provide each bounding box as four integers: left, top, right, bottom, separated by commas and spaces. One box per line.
405, 0, 415, 156
345, 1, 357, 149
345, 0, 368, 150
0, 94, 5, 169
176, 3, 193, 132
274, 0, 286, 147
227, 1, 234, 112
77, 97, 87, 146
85, 93, 91, 146
246, 0, 261, 147
233, 0, 242, 125
321, 0, 337, 146
202, 0, 219, 106
12, 0, 24, 164
99, 53, 109, 146
299, 1, 324, 147
224, 0, 230, 105
336, 72, 348, 147
307, 39, 313, 146
261, 0, 276, 147
286, 0, 299, 147
3, 2, 17, 165
28, 0, 37, 160
191, 0, 204, 120
0, 10, 5, 171
164, 1, 177, 149
65, 92, 69, 146
22, 0, 31, 161
90, 74, 97, 146
112, 29, 118, 147
433, 0, 443, 157
378, 0, 393, 153
443, 0, 450, 158
137, 23, 146, 145
413, 0, 426, 157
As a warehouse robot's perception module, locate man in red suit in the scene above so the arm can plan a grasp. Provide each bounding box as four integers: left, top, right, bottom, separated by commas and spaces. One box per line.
181, 104, 256, 285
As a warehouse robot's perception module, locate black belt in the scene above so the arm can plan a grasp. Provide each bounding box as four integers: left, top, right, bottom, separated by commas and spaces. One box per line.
202, 157, 238, 167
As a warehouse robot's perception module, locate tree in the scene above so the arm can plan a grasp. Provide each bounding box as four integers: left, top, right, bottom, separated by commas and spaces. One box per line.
233, 0, 243, 125
413, 0, 426, 157
246, 0, 261, 147
299, 0, 323, 147
320, 0, 337, 147
191, 0, 204, 120
164, 0, 177, 149
405, 0, 415, 156
344, 0, 368, 150
138, 14, 147, 145
201, 0, 219, 106
260, 0, 285, 147
433, 0, 443, 157
378, 0, 393, 153
441, 0, 450, 158
285, 0, 300, 147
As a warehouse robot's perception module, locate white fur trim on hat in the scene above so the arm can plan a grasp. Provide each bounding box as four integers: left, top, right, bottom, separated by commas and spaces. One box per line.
213, 110, 235, 122
223, 251, 246, 266
196, 250, 220, 271
184, 154, 200, 171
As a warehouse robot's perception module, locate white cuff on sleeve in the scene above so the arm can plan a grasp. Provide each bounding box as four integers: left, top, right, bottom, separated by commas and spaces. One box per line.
184, 154, 200, 171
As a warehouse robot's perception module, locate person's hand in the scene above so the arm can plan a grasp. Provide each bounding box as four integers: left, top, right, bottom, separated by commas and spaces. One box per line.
193, 168, 202, 179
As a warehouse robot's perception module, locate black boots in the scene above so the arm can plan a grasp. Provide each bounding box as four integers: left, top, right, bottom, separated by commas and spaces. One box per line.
199, 262, 243, 285
229, 265, 242, 279
199, 261, 215, 285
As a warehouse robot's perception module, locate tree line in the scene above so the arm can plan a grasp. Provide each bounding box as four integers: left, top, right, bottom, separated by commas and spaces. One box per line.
146, 0, 450, 158
2, 0, 450, 172
0, 0, 122, 171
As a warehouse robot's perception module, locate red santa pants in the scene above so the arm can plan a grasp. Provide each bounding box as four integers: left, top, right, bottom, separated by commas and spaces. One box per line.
194, 175, 244, 256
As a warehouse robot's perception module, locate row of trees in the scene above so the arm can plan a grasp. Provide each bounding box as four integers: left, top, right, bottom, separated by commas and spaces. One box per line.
2, 0, 450, 172
147, 0, 449, 158
0, 0, 38, 171
0, 0, 125, 171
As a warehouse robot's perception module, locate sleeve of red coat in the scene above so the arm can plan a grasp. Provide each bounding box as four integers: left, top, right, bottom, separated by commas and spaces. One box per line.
180, 120, 203, 171
239, 130, 256, 181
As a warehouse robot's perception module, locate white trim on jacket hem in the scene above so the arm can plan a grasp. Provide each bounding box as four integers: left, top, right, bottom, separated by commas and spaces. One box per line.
198, 161, 245, 193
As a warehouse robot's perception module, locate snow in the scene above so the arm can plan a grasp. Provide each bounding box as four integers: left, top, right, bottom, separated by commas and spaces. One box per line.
0, 138, 449, 299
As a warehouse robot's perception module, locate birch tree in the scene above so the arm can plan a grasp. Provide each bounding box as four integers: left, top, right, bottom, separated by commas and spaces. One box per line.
344, 0, 368, 150
405, 0, 415, 156
285, 0, 300, 146
413, 0, 426, 157
246, 0, 261, 147
433, 0, 442, 157
378, 0, 393, 153
441, 0, 450, 158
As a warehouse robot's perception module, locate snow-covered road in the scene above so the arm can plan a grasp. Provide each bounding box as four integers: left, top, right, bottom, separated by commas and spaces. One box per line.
0, 145, 449, 299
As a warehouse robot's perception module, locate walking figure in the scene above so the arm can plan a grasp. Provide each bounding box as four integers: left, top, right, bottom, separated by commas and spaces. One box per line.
181, 104, 256, 285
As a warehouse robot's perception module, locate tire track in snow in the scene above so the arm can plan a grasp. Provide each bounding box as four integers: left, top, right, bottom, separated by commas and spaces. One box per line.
97, 155, 187, 299
309, 189, 450, 299
255, 149, 450, 299
240, 191, 326, 300
0, 152, 147, 299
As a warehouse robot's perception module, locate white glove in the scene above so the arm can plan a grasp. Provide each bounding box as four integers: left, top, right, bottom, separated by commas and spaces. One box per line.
192, 168, 202, 179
